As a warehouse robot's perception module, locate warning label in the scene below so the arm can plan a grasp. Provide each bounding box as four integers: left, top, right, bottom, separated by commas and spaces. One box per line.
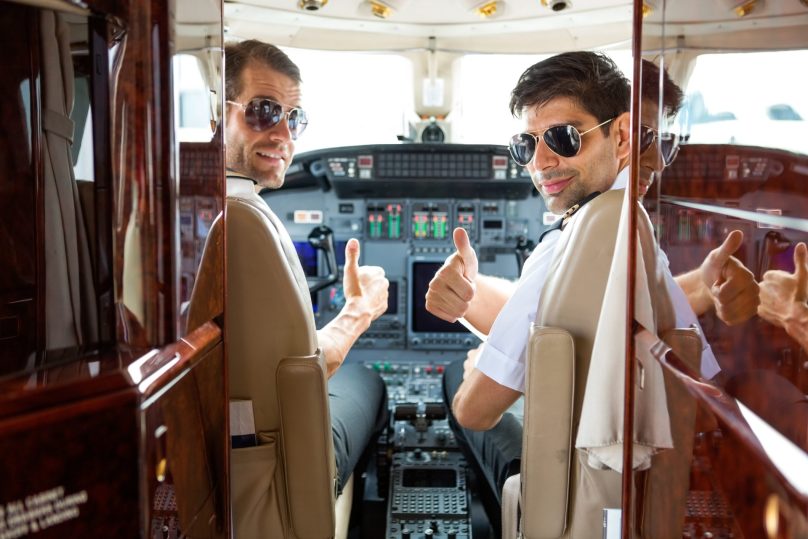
0, 487, 88, 538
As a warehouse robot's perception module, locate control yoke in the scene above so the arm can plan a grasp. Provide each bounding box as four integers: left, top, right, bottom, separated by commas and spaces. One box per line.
306, 225, 340, 293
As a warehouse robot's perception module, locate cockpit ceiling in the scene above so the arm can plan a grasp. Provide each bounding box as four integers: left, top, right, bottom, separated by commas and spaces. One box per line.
222, 0, 633, 53
221, 0, 808, 54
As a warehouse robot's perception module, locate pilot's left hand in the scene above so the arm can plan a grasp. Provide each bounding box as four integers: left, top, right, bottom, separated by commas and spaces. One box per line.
699, 230, 759, 325
342, 238, 389, 322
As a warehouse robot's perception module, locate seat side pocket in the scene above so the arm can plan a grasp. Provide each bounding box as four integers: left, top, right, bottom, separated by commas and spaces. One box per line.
231, 431, 284, 538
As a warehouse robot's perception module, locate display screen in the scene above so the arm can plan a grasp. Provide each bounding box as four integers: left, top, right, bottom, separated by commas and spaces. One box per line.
411, 262, 468, 333
335, 240, 348, 267
385, 281, 399, 315
293, 241, 318, 277
483, 219, 503, 229
402, 468, 456, 488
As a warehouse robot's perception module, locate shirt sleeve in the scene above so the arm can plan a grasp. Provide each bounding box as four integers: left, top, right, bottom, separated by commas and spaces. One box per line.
475, 237, 559, 393
662, 255, 722, 379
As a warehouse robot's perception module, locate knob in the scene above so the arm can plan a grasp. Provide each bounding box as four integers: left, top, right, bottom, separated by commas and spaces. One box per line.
447, 529, 457, 539
430, 520, 439, 532
402, 528, 412, 539
413, 448, 423, 460
424, 529, 433, 538
412, 338, 421, 346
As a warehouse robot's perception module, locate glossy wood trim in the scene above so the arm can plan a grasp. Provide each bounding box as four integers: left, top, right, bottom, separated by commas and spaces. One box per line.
30, 9, 45, 355
622, 1, 644, 535
89, 15, 115, 344
656, 344, 808, 509
110, 0, 178, 348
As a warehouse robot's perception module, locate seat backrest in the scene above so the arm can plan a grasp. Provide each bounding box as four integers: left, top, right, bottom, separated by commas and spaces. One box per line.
222, 180, 337, 538
512, 189, 699, 538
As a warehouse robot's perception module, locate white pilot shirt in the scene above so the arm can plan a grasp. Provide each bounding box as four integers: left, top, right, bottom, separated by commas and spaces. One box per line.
475, 169, 720, 393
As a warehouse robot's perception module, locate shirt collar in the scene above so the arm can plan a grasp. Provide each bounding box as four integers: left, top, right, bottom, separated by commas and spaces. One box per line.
609, 167, 630, 190
226, 171, 258, 197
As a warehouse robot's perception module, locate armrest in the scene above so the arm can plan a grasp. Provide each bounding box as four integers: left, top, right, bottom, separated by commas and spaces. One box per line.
277, 351, 336, 538
521, 326, 575, 539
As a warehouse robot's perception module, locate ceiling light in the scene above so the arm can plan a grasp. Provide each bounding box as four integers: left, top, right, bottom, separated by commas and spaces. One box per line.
733, 0, 758, 17
541, 0, 572, 13
298, 0, 328, 12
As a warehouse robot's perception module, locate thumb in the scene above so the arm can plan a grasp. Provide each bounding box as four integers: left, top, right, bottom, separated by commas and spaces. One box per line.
794, 242, 807, 303
707, 229, 744, 284
343, 238, 361, 296
453, 227, 478, 280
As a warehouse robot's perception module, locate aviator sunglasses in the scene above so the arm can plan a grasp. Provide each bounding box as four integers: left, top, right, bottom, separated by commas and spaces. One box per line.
508, 117, 615, 166
227, 98, 309, 140
639, 125, 683, 166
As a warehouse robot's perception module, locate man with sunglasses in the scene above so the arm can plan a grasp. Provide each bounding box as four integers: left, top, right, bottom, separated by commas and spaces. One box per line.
224, 40, 389, 497
427, 52, 759, 514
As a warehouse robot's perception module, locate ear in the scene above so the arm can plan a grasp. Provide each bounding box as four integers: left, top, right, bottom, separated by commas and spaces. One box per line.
613, 111, 631, 160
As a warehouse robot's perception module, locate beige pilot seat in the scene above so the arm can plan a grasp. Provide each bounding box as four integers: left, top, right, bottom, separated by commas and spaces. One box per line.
222, 176, 351, 539
501, 189, 701, 538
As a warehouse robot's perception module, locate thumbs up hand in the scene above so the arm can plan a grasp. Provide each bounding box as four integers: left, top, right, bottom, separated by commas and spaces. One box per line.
700, 230, 759, 326
425, 228, 479, 322
342, 238, 389, 322
759, 242, 808, 330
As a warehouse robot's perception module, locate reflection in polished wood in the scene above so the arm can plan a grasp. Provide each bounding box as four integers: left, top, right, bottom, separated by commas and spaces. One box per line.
0, 4, 40, 374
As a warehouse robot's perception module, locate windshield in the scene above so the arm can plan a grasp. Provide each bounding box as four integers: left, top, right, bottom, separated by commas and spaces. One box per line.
277, 47, 633, 152
684, 50, 808, 156
281, 47, 416, 154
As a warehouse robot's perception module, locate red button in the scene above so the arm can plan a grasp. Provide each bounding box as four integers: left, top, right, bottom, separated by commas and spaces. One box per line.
436, 366, 445, 374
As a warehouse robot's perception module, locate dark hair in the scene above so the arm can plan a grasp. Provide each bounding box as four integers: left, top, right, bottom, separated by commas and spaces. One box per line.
509, 51, 630, 133
224, 40, 301, 102
640, 59, 684, 119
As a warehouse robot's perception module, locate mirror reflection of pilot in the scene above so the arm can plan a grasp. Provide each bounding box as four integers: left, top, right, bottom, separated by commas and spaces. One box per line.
224, 40, 389, 496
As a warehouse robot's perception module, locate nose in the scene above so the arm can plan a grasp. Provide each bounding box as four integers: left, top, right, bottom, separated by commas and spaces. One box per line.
530, 135, 560, 172
266, 113, 294, 143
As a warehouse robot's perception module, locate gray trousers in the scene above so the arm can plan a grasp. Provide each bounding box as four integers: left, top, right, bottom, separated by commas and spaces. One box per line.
442, 358, 523, 504
329, 362, 388, 494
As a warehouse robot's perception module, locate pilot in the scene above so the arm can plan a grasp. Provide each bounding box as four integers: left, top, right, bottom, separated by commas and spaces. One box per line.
428, 53, 760, 505
224, 40, 389, 496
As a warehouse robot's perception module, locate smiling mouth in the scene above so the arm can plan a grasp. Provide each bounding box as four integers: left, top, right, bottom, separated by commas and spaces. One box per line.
541, 178, 571, 195
257, 150, 284, 160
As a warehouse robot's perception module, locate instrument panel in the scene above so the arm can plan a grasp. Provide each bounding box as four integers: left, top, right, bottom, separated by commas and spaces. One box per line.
265, 144, 550, 363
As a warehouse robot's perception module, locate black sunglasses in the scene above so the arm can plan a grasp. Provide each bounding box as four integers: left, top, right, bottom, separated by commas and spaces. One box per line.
508, 117, 614, 166
227, 98, 309, 140
639, 125, 683, 166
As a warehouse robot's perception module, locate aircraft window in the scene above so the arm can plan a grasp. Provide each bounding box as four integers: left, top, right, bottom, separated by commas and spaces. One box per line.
174, 54, 215, 142
280, 47, 415, 153
684, 50, 808, 155
452, 51, 634, 146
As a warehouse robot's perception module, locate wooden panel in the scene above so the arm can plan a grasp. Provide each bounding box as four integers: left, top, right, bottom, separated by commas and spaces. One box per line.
642, 142, 808, 536
143, 339, 227, 538
0, 389, 140, 537
0, 4, 40, 375
109, 0, 177, 348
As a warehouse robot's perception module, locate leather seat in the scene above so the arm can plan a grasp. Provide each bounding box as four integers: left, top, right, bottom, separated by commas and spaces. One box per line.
501, 190, 700, 538
189, 176, 349, 538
